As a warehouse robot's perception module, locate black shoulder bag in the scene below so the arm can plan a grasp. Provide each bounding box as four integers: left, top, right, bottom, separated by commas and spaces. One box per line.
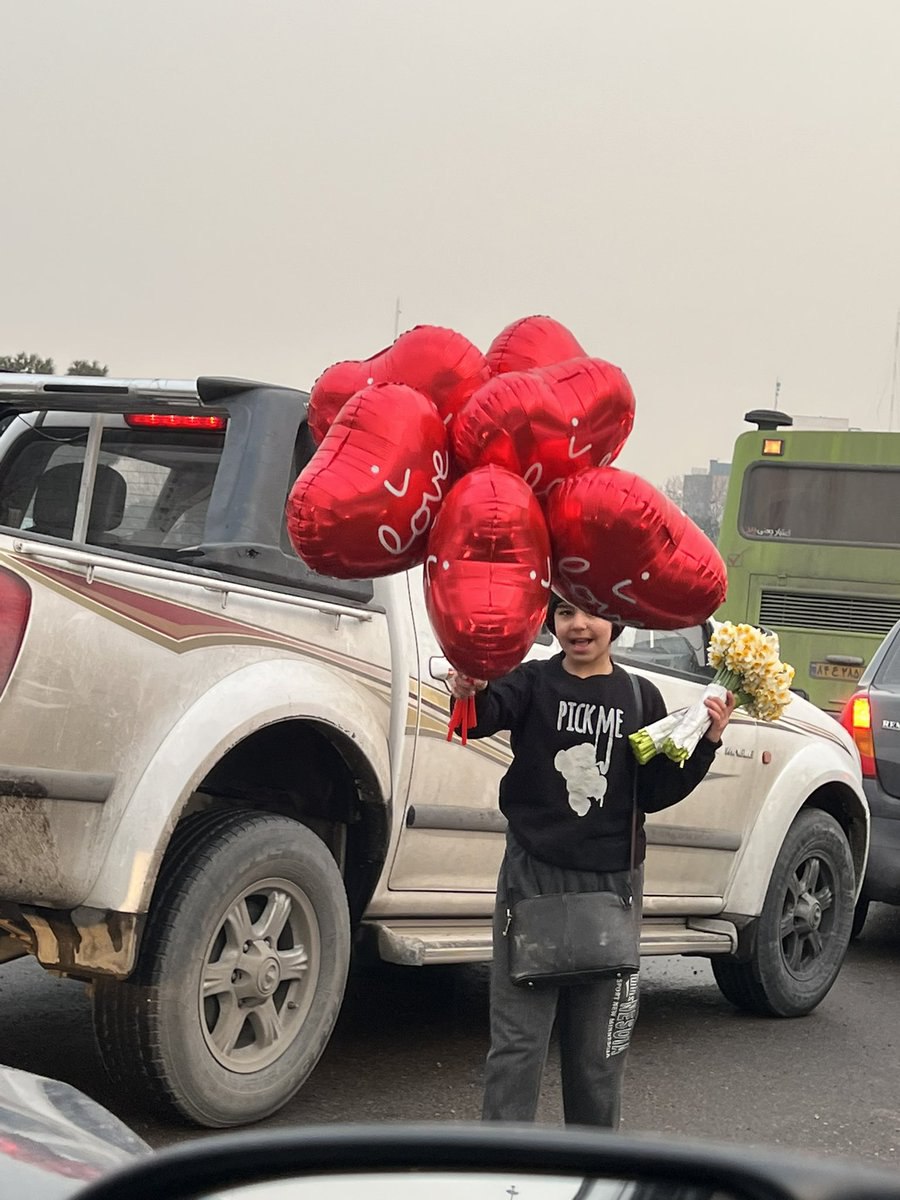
506, 672, 643, 988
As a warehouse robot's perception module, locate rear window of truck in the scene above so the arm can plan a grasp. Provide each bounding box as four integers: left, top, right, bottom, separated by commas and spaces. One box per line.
0, 420, 224, 552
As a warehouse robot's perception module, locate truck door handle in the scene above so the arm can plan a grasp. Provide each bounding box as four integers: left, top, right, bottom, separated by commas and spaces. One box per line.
825, 654, 864, 666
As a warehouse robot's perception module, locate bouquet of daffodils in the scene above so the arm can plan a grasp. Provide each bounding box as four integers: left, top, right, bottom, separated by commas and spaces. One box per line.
629, 622, 795, 765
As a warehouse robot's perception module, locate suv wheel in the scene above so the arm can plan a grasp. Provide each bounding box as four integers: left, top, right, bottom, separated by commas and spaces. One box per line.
712, 809, 854, 1017
93, 809, 350, 1127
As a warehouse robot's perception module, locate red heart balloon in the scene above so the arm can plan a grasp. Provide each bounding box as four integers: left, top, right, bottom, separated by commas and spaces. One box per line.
424, 465, 552, 679
546, 467, 727, 629
452, 357, 635, 498
309, 325, 491, 443
286, 383, 449, 578
486, 315, 585, 375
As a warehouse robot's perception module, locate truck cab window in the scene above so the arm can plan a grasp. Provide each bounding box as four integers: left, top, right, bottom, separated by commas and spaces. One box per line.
615, 625, 713, 680
0, 416, 224, 553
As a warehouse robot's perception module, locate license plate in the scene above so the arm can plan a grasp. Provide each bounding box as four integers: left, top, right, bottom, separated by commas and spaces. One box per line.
808, 661, 863, 681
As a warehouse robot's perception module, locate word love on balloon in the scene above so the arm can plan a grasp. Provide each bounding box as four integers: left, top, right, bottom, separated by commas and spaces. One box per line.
308, 325, 491, 443
425, 464, 552, 682
452, 357, 635, 498
546, 467, 727, 630
486, 314, 586, 375
286, 383, 449, 578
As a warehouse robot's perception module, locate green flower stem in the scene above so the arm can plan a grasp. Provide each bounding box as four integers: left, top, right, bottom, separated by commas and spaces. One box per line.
629, 729, 660, 765
712, 668, 744, 693
662, 736, 690, 763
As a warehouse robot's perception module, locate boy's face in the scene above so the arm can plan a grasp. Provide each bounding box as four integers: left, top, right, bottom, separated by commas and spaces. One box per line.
553, 602, 616, 671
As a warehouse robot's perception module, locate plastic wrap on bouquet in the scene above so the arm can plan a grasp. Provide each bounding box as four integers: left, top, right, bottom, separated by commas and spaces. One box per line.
286, 383, 449, 578
486, 315, 586, 375
424, 465, 552, 741
308, 325, 491, 443
452, 358, 635, 497
546, 467, 727, 630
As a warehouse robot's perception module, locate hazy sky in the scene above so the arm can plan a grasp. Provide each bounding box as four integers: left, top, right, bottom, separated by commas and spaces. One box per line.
4, 1, 900, 484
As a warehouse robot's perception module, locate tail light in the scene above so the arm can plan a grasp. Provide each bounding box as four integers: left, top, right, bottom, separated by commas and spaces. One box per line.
124, 413, 226, 430
0, 567, 31, 696
839, 691, 876, 777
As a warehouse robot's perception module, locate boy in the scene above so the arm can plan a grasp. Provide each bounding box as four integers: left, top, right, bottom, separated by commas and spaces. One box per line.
450, 594, 734, 1128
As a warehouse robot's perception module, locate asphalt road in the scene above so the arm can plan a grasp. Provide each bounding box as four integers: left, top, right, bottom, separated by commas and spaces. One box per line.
0, 904, 897, 1169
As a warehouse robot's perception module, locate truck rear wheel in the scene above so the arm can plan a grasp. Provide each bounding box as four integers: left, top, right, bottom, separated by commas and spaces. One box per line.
711, 809, 854, 1017
92, 809, 350, 1127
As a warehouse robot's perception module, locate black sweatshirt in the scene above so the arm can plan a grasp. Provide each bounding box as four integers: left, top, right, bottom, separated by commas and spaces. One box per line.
465, 654, 720, 872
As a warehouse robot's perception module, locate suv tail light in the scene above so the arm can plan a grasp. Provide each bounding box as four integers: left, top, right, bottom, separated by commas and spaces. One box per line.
839, 691, 876, 777
0, 568, 31, 696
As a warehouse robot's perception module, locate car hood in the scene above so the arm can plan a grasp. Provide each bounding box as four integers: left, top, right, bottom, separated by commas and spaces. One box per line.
0, 1065, 149, 1198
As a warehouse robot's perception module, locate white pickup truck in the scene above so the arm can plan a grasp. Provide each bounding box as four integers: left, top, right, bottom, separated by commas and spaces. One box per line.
0, 373, 868, 1128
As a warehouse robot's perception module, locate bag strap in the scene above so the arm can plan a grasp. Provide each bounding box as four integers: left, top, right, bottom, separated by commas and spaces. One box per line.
627, 672, 644, 878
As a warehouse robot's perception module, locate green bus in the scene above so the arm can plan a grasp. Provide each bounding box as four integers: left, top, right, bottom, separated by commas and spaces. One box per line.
716, 410, 900, 714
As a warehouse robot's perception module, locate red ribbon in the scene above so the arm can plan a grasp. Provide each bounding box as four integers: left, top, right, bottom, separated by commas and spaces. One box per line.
447, 695, 479, 745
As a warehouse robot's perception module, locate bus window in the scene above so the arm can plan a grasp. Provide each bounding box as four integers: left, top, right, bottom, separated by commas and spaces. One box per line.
740, 463, 900, 546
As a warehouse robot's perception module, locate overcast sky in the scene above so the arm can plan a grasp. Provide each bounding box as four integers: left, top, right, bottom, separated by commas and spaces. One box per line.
3, 1, 900, 483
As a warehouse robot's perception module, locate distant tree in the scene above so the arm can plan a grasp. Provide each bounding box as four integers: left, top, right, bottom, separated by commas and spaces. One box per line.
67, 360, 109, 376
672, 472, 729, 543
661, 475, 684, 507
695, 474, 729, 544
0, 353, 110, 377
0, 351, 55, 374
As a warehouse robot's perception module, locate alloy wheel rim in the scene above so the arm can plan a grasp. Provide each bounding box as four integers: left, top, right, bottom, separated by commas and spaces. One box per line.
199, 877, 321, 1072
778, 851, 837, 977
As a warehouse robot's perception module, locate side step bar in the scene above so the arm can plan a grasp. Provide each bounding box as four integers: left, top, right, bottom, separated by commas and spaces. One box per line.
366, 917, 737, 967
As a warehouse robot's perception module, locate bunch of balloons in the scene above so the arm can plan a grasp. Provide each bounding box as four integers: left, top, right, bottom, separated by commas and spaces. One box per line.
285, 316, 727, 740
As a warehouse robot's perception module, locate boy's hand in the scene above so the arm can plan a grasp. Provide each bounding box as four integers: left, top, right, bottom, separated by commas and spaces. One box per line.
705, 691, 737, 742
448, 670, 488, 700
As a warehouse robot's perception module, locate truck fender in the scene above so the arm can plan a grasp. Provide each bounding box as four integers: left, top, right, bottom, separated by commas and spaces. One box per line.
86, 658, 392, 913
724, 741, 869, 919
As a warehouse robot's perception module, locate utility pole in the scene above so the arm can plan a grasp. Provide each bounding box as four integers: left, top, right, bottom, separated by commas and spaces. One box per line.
890, 310, 900, 432
393, 297, 402, 340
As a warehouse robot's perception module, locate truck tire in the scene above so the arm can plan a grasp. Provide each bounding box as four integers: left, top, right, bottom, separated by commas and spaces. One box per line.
711, 809, 854, 1018
92, 809, 350, 1127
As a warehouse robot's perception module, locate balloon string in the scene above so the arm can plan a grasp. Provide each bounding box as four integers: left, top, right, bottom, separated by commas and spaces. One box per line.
447, 695, 479, 746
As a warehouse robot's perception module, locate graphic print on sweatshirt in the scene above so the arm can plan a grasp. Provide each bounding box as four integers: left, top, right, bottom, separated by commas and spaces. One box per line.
552, 699, 625, 816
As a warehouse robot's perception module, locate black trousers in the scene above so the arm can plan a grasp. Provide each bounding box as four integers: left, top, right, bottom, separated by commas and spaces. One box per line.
482, 840, 642, 1129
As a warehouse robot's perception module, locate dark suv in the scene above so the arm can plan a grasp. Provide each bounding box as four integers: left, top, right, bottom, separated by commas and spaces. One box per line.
839, 620, 900, 936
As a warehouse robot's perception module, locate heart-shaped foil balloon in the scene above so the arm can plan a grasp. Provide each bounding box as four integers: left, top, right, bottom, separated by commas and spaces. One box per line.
308, 325, 491, 443
486, 315, 586, 375
286, 383, 449, 578
424, 465, 552, 680
546, 467, 727, 629
452, 357, 635, 498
